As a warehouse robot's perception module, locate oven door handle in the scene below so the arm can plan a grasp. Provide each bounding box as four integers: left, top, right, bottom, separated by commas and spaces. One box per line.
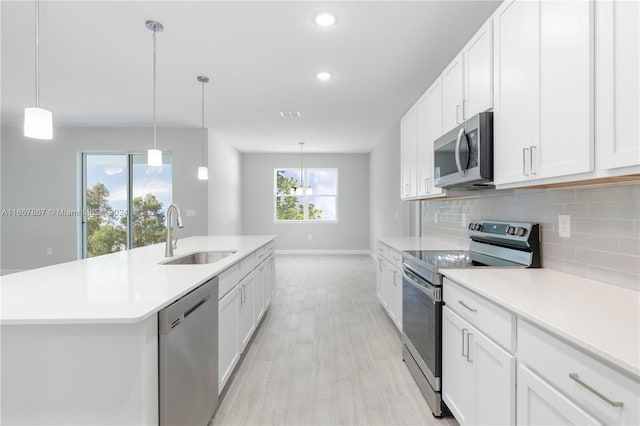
454, 127, 467, 177
402, 270, 439, 302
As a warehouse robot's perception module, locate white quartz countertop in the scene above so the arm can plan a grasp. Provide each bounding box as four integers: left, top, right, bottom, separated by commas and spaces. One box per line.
442, 268, 640, 378
378, 235, 470, 252
0, 235, 276, 325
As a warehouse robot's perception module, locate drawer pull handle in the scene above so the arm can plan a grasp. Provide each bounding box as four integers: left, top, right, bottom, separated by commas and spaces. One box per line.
458, 300, 477, 312
461, 329, 468, 357
466, 332, 473, 363
569, 373, 624, 408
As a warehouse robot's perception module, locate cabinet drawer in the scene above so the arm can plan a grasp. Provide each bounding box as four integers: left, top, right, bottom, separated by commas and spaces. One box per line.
377, 242, 388, 259
388, 248, 403, 269
255, 246, 267, 264
443, 278, 515, 351
265, 241, 275, 256
239, 252, 256, 278
219, 263, 240, 300
518, 319, 639, 425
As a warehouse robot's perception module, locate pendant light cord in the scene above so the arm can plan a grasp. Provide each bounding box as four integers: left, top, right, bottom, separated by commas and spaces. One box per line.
34, 0, 40, 107
152, 31, 157, 149
201, 80, 205, 163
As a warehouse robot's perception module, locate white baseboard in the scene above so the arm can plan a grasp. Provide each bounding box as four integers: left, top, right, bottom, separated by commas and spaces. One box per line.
275, 249, 372, 255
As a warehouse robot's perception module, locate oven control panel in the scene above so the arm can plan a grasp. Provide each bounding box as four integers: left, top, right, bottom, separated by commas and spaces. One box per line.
467, 221, 537, 243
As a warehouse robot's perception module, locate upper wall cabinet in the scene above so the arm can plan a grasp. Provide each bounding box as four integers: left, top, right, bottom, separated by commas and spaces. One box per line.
417, 78, 445, 198
442, 53, 465, 133
400, 107, 418, 198
464, 20, 494, 120
493, 0, 594, 187
595, 0, 640, 171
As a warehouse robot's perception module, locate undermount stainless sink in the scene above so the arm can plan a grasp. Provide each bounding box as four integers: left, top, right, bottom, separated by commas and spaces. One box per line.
161, 250, 237, 265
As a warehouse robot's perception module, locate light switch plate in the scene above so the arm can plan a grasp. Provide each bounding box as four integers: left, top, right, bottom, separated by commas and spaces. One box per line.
558, 215, 571, 238
186, 209, 196, 217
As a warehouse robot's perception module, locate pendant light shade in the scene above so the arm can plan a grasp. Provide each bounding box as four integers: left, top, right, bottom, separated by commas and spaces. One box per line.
24, 0, 52, 140
146, 20, 163, 166
197, 76, 210, 181
24, 107, 52, 139
147, 148, 163, 167
290, 142, 312, 195
197, 166, 209, 180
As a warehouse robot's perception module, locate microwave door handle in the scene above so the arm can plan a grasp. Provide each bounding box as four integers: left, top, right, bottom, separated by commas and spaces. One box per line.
455, 127, 466, 177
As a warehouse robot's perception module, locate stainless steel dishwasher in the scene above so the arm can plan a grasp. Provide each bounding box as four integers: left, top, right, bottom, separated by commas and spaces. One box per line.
159, 277, 218, 426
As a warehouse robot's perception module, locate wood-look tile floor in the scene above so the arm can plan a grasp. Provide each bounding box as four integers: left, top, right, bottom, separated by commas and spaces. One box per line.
213, 255, 459, 426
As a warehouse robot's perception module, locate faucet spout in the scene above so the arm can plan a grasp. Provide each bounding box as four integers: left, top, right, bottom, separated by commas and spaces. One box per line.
165, 204, 184, 257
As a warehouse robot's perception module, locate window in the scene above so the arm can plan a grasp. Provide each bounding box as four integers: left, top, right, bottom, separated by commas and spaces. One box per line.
274, 168, 338, 222
82, 153, 172, 257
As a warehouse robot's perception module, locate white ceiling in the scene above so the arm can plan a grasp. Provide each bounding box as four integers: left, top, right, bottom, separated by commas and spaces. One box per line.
1, 1, 501, 153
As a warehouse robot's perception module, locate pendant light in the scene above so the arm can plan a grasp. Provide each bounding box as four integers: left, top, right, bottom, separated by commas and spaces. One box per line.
197, 76, 209, 180
290, 142, 312, 195
146, 20, 163, 167
24, 0, 52, 140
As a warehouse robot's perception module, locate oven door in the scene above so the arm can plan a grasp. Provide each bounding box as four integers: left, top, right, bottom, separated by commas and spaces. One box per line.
402, 267, 443, 391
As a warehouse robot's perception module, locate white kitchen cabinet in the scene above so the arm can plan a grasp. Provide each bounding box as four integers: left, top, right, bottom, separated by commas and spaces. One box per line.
255, 263, 265, 322
494, 0, 594, 186
416, 78, 445, 198
238, 271, 256, 351
517, 364, 603, 426
264, 255, 274, 307
596, 0, 640, 171
442, 306, 515, 426
463, 19, 493, 120
218, 285, 240, 393
442, 53, 465, 133
387, 264, 402, 331
376, 256, 389, 309
400, 107, 418, 199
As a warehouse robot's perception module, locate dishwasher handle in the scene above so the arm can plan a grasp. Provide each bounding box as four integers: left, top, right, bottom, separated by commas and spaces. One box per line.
159, 277, 218, 335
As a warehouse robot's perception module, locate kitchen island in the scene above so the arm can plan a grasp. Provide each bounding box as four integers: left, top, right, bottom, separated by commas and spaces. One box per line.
0, 235, 276, 425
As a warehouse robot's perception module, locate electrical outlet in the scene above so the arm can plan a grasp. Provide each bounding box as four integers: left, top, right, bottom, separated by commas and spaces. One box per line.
461, 213, 467, 227
558, 215, 571, 238
186, 209, 196, 217
308, 234, 313, 240
46, 248, 53, 256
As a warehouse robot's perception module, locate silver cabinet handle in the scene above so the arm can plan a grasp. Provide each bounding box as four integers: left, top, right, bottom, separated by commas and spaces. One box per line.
466, 332, 473, 363
456, 104, 461, 124
522, 147, 530, 176
462, 99, 467, 121
238, 286, 243, 306
530, 145, 537, 176
458, 300, 477, 312
242, 284, 246, 304
569, 373, 623, 408
405, 183, 411, 195
424, 178, 430, 192
461, 329, 468, 357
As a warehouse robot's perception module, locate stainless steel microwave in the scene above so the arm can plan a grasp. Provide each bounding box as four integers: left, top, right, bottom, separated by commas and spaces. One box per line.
433, 112, 493, 190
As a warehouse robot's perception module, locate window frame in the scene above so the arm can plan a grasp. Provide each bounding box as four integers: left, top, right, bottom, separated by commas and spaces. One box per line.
273, 167, 339, 224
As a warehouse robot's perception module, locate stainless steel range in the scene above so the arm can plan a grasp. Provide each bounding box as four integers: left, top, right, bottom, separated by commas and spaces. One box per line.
401, 221, 541, 417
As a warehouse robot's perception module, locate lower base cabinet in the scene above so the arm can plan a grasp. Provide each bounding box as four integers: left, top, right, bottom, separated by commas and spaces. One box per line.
517, 364, 602, 426
218, 253, 276, 394
442, 306, 515, 426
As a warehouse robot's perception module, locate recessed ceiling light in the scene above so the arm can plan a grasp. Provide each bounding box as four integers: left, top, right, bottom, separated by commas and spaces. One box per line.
280, 111, 301, 118
315, 12, 336, 27
316, 71, 333, 81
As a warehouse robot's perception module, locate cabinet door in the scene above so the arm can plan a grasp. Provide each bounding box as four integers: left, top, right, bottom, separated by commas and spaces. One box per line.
596, 0, 640, 170
264, 257, 273, 308
442, 307, 474, 425
537, 0, 593, 179
239, 273, 256, 351
417, 79, 444, 197
464, 20, 493, 119
255, 264, 266, 322
470, 323, 515, 425
442, 53, 465, 133
400, 107, 418, 198
376, 257, 388, 308
390, 266, 402, 331
493, 0, 539, 185
218, 286, 240, 393
517, 364, 603, 426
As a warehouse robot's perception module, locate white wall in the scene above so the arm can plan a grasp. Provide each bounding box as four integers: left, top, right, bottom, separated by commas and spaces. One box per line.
0, 127, 208, 272
207, 131, 242, 235
369, 122, 411, 251
241, 153, 369, 251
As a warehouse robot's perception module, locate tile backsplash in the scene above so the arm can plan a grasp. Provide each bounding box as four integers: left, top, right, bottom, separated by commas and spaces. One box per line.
421, 182, 640, 291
